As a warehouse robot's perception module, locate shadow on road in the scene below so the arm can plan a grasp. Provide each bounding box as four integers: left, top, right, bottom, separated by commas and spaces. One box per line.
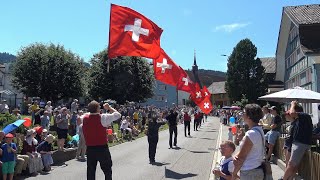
203, 130, 217, 132
151, 162, 170, 166
188, 150, 209, 154
198, 137, 215, 140
172, 146, 182, 150
165, 167, 197, 179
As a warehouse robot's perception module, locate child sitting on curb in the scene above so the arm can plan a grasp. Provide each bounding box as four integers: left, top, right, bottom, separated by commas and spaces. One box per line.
212, 140, 237, 180
0, 133, 17, 180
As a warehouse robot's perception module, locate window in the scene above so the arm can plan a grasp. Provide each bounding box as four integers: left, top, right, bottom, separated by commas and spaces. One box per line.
159, 84, 166, 90
156, 95, 166, 101
302, 103, 312, 114
182, 99, 186, 105
300, 72, 306, 85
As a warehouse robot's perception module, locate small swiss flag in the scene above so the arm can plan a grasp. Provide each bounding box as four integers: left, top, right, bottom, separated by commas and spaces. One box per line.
108, 4, 163, 59
190, 83, 204, 104
177, 67, 195, 93
202, 86, 211, 98
153, 49, 180, 86
198, 97, 213, 115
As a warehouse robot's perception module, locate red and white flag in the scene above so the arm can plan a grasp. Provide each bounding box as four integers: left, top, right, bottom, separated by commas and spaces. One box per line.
177, 67, 195, 93
190, 83, 204, 104
108, 4, 163, 59
153, 49, 180, 86
202, 86, 211, 98
198, 97, 213, 115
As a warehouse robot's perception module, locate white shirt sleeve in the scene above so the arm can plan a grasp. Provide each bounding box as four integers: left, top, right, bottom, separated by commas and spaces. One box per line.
101, 112, 121, 127
228, 161, 234, 173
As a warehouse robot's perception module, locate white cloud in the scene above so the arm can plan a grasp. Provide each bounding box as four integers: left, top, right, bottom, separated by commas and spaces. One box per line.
214, 22, 251, 33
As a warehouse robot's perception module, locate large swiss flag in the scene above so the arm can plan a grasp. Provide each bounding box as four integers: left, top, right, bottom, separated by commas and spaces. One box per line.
108, 4, 163, 59
153, 49, 180, 86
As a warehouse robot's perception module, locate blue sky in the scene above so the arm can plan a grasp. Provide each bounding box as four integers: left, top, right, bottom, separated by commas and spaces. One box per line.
1, 0, 319, 72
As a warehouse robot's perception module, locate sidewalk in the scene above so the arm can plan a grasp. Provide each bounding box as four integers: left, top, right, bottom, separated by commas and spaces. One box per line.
209, 123, 284, 180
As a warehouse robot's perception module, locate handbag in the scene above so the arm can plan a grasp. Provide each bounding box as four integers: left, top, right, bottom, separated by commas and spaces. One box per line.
252, 127, 273, 180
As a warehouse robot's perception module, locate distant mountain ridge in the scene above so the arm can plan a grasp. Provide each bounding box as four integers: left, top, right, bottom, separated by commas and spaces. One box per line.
186, 69, 226, 87
0, 52, 16, 63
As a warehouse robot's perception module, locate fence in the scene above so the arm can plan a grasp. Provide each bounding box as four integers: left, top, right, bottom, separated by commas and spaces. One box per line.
274, 136, 320, 180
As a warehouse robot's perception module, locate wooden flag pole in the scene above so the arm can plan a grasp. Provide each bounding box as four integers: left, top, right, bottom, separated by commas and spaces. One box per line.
107, 59, 110, 73
107, 3, 112, 73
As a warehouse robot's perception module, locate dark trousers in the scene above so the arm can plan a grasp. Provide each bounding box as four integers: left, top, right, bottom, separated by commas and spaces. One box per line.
184, 121, 190, 136
87, 145, 112, 180
223, 118, 227, 125
194, 119, 199, 131
148, 137, 158, 162
169, 126, 177, 147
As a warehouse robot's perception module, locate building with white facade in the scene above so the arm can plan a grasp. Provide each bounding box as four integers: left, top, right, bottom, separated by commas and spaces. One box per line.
275, 4, 320, 124
0, 63, 24, 108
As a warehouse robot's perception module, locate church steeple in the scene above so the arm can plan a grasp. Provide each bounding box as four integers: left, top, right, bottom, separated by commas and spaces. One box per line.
192, 49, 202, 88
193, 49, 197, 66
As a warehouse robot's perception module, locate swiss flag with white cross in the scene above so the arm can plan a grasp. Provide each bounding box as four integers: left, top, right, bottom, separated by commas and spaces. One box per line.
177, 67, 196, 93
198, 96, 213, 114
202, 86, 211, 98
190, 83, 204, 104
153, 49, 181, 86
108, 4, 163, 59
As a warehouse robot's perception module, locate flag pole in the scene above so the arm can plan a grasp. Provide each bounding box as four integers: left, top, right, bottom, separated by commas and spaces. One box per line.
107, 3, 113, 73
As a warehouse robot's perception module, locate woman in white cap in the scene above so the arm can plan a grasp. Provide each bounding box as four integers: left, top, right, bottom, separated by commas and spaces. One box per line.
21, 129, 44, 175
37, 134, 54, 171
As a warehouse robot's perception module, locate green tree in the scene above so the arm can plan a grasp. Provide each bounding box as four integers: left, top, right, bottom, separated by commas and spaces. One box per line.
12, 43, 85, 102
233, 94, 249, 108
88, 50, 154, 104
225, 38, 268, 103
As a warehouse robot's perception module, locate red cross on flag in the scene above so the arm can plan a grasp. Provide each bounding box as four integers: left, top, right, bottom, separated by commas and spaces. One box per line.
153, 49, 180, 86
198, 97, 213, 115
108, 4, 163, 59
177, 67, 196, 93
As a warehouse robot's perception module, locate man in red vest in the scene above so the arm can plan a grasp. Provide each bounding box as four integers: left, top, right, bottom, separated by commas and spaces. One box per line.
82, 101, 121, 180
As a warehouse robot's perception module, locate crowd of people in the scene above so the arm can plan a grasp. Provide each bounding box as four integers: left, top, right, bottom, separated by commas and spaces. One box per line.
0, 97, 211, 180
212, 101, 313, 180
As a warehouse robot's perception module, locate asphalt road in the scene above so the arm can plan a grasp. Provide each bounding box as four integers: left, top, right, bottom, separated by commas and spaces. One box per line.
25, 116, 220, 180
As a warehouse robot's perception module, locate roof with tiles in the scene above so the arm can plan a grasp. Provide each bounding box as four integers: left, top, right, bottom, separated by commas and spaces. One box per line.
260, 57, 276, 74
284, 4, 320, 25
207, 81, 226, 94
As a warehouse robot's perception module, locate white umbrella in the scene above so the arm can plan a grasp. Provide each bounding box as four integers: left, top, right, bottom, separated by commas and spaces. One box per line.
258, 86, 320, 103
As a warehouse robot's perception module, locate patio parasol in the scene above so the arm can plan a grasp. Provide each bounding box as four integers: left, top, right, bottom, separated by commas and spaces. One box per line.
230, 106, 241, 110
2, 119, 26, 134
222, 106, 231, 109
258, 86, 320, 103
